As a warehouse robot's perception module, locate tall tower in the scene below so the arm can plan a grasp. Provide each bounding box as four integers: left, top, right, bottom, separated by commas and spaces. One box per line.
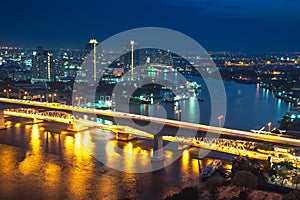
122, 41, 146, 75
130, 40, 135, 79
85, 39, 99, 82
47, 52, 53, 82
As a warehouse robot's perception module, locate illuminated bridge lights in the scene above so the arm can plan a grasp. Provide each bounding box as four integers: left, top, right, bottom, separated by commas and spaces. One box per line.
1, 97, 300, 147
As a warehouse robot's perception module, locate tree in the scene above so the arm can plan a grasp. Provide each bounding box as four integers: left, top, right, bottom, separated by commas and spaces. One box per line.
206, 177, 222, 195
293, 176, 300, 189
231, 171, 257, 199
283, 191, 297, 200
165, 187, 199, 200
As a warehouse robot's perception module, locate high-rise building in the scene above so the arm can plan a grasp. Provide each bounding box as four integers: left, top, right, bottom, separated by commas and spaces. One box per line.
31, 47, 54, 83
85, 39, 99, 82
122, 41, 146, 74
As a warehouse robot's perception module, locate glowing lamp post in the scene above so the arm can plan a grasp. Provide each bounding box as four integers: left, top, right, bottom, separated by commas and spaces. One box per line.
48, 94, 52, 103
53, 93, 56, 102
268, 122, 272, 134
218, 115, 223, 127
76, 96, 83, 107
176, 109, 181, 120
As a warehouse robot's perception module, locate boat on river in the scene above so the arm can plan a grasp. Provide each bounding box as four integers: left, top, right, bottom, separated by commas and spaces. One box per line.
201, 159, 223, 179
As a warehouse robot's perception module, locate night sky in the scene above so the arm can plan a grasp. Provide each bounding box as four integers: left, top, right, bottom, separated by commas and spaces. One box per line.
1, 0, 300, 52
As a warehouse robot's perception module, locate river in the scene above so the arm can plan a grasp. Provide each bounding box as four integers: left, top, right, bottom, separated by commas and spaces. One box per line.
0, 80, 290, 200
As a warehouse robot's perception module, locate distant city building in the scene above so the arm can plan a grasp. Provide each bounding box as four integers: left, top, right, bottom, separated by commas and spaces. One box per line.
31, 47, 54, 83
53, 59, 65, 81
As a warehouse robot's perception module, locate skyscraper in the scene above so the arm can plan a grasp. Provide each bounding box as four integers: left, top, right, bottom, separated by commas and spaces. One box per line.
31, 47, 54, 83
85, 39, 99, 82
122, 41, 146, 75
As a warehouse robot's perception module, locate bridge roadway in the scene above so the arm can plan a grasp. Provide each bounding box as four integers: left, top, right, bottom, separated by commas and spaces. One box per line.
5, 109, 300, 166
1, 97, 300, 147
4, 106, 300, 166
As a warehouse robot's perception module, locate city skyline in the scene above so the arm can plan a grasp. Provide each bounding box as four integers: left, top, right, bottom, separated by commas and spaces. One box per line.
1, 0, 300, 52
1, 1, 300, 199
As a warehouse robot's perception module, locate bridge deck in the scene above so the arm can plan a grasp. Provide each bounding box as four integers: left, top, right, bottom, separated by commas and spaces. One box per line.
1, 97, 300, 147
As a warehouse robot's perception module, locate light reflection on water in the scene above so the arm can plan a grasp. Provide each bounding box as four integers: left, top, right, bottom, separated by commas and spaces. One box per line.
0, 79, 290, 199
130, 78, 290, 130
0, 122, 219, 200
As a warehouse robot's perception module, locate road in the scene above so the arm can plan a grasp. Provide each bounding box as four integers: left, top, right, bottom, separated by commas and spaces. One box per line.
1, 97, 300, 147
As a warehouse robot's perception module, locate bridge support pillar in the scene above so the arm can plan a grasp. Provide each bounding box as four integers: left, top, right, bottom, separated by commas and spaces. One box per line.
0, 110, 5, 130
152, 135, 165, 162
67, 122, 77, 132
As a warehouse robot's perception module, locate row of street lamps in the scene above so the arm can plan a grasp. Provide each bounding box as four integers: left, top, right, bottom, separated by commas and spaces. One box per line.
3, 89, 12, 98
46, 93, 57, 103
2, 89, 57, 103
3, 89, 29, 99
74, 96, 87, 107
217, 115, 273, 133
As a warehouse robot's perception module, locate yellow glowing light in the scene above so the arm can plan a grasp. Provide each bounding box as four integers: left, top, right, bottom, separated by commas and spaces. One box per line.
45, 163, 60, 183
123, 142, 135, 171
182, 149, 190, 170
25, 125, 31, 129
74, 133, 91, 160
5, 121, 12, 125
272, 71, 280, 75
191, 159, 200, 174
19, 124, 41, 175
14, 123, 21, 128
60, 131, 68, 135
223, 163, 232, 170
47, 53, 52, 81
125, 142, 133, 154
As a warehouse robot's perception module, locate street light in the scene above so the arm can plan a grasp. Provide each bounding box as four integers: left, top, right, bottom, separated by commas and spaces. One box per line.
23, 91, 29, 99
3, 89, 7, 98
176, 109, 181, 120
46, 93, 57, 103
48, 94, 52, 103
76, 96, 83, 107
3, 89, 11, 98
268, 122, 272, 134
53, 93, 56, 102
218, 115, 223, 127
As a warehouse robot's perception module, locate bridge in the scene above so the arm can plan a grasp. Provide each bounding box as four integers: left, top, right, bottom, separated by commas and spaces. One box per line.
4, 108, 154, 138
1, 97, 300, 161
5, 108, 76, 124
4, 108, 299, 166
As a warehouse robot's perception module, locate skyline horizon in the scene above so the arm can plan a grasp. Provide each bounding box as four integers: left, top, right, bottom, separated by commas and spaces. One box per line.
1, 41, 300, 54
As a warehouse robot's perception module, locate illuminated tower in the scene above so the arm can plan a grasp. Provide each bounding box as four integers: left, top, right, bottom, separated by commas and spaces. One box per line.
47, 52, 53, 82
122, 41, 146, 74
130, 40, 135, 79
85, 39, 99, 82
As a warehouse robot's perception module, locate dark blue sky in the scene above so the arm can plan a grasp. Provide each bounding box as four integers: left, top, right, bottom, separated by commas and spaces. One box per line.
1, 0, 300, 52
